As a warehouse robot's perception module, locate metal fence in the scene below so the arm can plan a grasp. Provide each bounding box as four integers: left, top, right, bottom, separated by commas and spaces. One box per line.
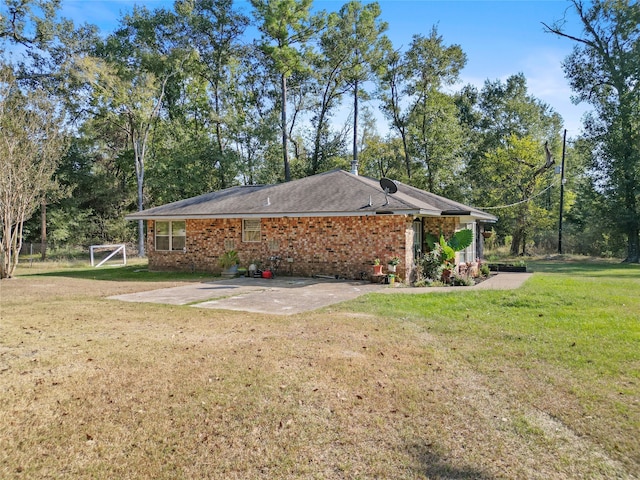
18, 243, 139, 260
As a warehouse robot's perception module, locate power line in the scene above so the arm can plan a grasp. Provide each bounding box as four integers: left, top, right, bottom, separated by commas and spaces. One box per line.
475, 178, 559, 210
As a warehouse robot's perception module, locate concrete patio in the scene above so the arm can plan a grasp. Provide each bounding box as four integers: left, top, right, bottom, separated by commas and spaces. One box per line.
109, 272, 532, 315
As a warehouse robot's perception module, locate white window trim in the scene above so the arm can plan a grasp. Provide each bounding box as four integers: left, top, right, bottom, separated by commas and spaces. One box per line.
456, 222, 476, 263
155, 220, 186, 252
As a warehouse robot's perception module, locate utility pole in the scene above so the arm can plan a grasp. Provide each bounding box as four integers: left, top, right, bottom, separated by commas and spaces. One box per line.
558, 129, 567, 254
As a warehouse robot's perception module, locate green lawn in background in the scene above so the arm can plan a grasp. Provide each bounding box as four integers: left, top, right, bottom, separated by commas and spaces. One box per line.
342, 259, 639, 471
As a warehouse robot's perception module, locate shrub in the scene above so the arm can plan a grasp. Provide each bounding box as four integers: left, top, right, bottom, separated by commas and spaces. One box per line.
451, 273, 475, 286
480, 263, 491, 277
419, 245, 445, 282
218, 250, 240, 269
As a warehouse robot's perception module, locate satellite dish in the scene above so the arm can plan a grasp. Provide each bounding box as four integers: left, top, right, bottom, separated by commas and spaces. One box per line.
379, 178, 397, 206
380, 178, 398, 194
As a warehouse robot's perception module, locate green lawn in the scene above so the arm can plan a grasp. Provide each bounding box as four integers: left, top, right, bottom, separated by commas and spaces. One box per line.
344, 259, 640, 474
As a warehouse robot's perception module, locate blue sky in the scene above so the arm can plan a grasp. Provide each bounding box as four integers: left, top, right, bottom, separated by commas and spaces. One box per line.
58, 0, 589, 135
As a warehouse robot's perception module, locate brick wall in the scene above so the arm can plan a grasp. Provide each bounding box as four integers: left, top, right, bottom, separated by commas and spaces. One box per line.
147, 215, 415, 282
422, 217, 458, 239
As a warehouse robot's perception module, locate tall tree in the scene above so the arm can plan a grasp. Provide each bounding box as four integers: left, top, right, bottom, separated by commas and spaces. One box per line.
0, 68, 67, 278
82, 7, 190, 256
2, 0, 101, 262
250, 0, 321, 182
544, 0, 640, 263
379, 28, 466, 182
328, 0, 388, 174
304, 8, 353, 176
408, 89, 465, 198
477, 134, 558, 255
561, 137, 622, 256
467, 74, 563, 255
176, 0, 249, 188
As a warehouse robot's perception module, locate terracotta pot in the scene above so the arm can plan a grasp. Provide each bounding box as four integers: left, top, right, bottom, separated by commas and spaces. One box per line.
441, 268, 452, 283
373, 265, 383, 276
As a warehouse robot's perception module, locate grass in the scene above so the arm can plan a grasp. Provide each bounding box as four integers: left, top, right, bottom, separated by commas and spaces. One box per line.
15, 257, 216, 282
1, 259, 638, 479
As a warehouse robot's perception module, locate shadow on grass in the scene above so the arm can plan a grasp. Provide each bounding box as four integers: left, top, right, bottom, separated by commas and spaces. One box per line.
19, 263, 216, 283
408, 442, 495, 480
528, 259, 640, 278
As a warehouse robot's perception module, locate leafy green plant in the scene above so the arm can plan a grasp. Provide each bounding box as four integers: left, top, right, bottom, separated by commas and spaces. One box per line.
425, 229, 474, 262
480, 263, 491, 277
451, 272, 475, 286
388, 257, 400, 266
418, 229, 474, 284
218, 250, 239, 269
418, 244, 445, 282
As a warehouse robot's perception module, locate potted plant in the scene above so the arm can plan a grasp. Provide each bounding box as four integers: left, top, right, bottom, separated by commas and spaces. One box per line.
373, 258, 383, 276
422, 229, 474, 284
387, 257, 400, 273
219, 250, 240, 277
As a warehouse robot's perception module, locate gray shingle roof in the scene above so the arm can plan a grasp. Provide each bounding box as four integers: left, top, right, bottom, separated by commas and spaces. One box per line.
126, 169, 497, 222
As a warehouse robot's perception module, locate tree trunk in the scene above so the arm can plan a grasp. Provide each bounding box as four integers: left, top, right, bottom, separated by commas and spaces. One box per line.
138, 169, 145, 258
401, 126, 411, 179
1, 217, 23, 279
137, 181, 145, 258
281, 74, 290, 182
621, 155, 639, 263
0, 226, 8, 279
311, 103, 329, 175
135, 150, 145, 258
389, 78, 411, 178
133, 129, 146, 258
352, 79, 358, 175
624, 225, 640, 263
40, 198, 47, 261
510, 228, 523, 256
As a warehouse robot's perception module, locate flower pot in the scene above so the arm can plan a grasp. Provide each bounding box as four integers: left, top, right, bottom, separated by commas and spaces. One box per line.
387, 264, 397, 273
373, 265, 383, 276
441, 268, 452, 283
482, 231, 493, 239
221, 264, 239, 277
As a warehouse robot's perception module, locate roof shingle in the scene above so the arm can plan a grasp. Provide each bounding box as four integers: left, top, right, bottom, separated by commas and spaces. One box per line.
126, 169, 497, 222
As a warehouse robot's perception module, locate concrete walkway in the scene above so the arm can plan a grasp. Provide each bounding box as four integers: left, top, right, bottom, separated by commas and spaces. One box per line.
110, 272, 532, 315
378, 271, 533, 294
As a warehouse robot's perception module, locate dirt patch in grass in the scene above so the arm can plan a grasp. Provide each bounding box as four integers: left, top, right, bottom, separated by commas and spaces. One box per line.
0, 275, 635, 479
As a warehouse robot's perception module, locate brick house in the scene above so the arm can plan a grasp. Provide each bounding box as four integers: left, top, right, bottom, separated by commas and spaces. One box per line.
126, 169, 496, 283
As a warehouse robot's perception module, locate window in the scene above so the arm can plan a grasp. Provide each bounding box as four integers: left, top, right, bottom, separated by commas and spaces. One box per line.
155, 221, 186, 251
412, 218, 423, 258
242, 219, 261, 242
457, 223, 475, 263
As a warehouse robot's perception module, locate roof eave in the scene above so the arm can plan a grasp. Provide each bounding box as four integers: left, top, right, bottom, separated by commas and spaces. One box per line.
125, 208, 447, 221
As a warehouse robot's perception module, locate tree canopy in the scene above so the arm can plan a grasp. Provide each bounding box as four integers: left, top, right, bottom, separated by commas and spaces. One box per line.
544, 0, 640, 262
1, 0, 637, 265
